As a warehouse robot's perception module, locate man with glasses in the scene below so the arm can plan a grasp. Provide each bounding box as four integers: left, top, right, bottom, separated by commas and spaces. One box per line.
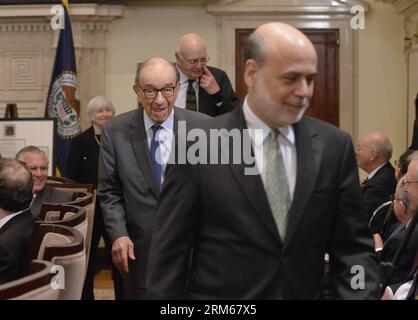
98, 57, 209, 299
15, 146, 72, 218
355, 132, 397, 221
379, 160, 418, 298
175, 33, 238, 116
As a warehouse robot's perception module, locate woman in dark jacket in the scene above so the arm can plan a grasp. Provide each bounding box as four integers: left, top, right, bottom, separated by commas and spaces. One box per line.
67, 95, 123, 300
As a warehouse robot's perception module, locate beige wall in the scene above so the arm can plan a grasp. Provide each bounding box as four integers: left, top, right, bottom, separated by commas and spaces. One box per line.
105, 5, 217, 114
105, 1, 408, 167
358, 1, 407, 168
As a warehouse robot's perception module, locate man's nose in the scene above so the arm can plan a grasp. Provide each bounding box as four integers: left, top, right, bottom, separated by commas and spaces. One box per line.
294, 78, 312, 98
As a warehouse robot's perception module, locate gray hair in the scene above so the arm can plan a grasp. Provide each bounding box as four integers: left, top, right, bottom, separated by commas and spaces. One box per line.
136, 58, 179, 84
86, 95, 115, 121
243, 30, 266, 65
15, 145, 47, 162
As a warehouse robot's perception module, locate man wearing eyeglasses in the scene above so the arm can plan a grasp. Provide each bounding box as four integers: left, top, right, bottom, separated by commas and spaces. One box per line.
356, 132, 397, 222
15, 146, 72, 219
174, 33, 238, 116
379, 159, 418, 298
98, 57, 209, 299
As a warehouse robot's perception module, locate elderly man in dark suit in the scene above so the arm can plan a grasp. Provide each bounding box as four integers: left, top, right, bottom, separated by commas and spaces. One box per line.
147, 22, 380, 299
98, 57, 209, 299
174, 33, 238, 116
356, 132, 397, 221
379, 160, 418, 297
0, 158, 35, 285
15, 146, 72, 218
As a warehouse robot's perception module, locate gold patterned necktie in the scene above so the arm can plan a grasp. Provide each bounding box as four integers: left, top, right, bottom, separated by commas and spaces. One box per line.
361, 177, 368, 191
265, 129, 291, 239
186, 79, 197, 111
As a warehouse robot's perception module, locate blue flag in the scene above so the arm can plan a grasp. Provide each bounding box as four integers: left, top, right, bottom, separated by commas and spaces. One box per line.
45, 2, 80, 177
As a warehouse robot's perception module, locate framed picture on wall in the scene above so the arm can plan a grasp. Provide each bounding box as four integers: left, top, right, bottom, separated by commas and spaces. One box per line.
0, 118, 56, 176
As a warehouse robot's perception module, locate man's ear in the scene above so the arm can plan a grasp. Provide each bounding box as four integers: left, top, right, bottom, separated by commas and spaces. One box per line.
133, 84, 140, 94
244, 59, 258, 88
398, 199, 407, 215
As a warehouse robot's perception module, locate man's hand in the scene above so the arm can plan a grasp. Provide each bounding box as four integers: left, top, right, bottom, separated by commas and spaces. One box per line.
373, 233, 383, 251
199, 65, 220, 95
112, 236, 136, 273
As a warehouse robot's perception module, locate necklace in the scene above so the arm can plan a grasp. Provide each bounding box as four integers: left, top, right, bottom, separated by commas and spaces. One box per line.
94, 134, 101, 146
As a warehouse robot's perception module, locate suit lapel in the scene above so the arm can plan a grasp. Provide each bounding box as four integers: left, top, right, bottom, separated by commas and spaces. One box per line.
284, 119, 321, 248
224, 107, 281, 243
129, 108, 160, 198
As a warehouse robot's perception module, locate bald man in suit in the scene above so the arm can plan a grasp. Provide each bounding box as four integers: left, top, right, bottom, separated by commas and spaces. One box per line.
98, 58, 209, 299
147, 22, 380, 299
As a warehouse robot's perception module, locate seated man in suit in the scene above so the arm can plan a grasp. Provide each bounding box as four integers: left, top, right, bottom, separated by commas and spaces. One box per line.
174, 33, 238, 116
15, 146, 72, 218
380, 160, 418, 296
0, 158, 35, 285
356, 132, 397, 221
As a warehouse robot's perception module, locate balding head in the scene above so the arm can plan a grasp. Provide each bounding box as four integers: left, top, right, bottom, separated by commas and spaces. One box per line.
0, 158, 33, 213
175, 33, 208, 80
356, 132, 393, 173
244, 22, 317, 66
243, 22, 318, 128
133, 57, 179, 124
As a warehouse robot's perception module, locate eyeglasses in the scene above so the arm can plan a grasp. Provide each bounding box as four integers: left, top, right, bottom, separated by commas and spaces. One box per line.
139, 86, 176, 99
401, 175, 418, 187
178, 53, 209, 66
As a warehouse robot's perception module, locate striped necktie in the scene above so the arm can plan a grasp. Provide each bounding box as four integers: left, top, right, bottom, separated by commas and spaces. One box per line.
150, 124, 162, 189
186, 79, 197, 111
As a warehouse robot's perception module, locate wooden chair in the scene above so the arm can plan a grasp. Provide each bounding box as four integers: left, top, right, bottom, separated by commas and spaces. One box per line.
29, 224, 86, 300
46, 183, 94, 196
37, 204, 88, 245
46, 176, 75, 184
66, 191, 96, 264
0, 260, 59, 300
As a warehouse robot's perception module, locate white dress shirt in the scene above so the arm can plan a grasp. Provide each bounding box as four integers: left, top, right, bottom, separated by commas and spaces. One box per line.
143, 109, 175, 185
175, 67, 199, 110
242, 96, 297, 200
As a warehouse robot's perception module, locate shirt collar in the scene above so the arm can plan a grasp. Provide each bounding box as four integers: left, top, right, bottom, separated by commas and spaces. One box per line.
177, 65, 195, 85
242, 96, 295, 147
368, 162, 386, 180
143, 108, 174, 133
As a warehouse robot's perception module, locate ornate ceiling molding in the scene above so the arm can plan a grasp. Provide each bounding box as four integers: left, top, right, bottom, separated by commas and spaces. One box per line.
206, 0, 369, 15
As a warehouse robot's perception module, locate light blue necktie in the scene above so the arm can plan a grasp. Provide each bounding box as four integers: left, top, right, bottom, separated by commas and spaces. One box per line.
265, 129, 291, 239
150, 124, 162, 189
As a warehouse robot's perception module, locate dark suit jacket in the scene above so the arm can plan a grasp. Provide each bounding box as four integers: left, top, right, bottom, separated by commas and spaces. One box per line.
196, 66, 238, 117
98, 107, 210, 293
362, 163, 397, 221
67, 126, 99, 186
30, 186, 73, 219
0, 210, 34, 285
380, 223, 418, 286
147, 106, 380, 299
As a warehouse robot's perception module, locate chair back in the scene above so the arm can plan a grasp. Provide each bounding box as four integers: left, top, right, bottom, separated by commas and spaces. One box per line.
29, 224, 86, 300
46, 183, 95, 196
46, 176, 75, 184
369, 200, 393, 234
0, 260, 59, 300
38, 204, 88, 243
67, 191, 96, 264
